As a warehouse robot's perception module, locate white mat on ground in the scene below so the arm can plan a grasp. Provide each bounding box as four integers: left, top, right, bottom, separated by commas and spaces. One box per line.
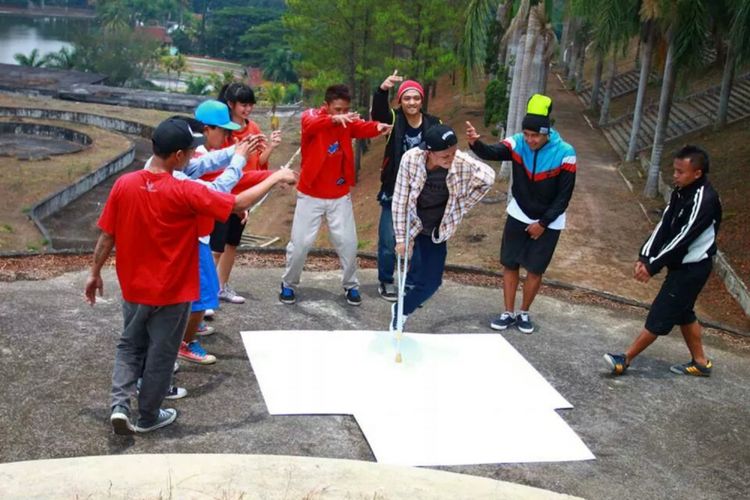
241, 330, 594, 465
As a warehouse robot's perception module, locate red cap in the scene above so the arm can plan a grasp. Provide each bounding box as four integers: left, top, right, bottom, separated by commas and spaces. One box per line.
397, 80, 424, 102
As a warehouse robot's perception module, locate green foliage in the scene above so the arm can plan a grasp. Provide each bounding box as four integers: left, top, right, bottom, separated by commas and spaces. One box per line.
42, 47, 79, 70
264, 47, 299, 83
13, 48, 46, 67
73, 28, 161, 86
283, 83, 301, 104
203, 6, 283, 62
484, 68, 510, 129
185, 76, 212, 95
285, 0, 466, 107
207, 70, 238, 95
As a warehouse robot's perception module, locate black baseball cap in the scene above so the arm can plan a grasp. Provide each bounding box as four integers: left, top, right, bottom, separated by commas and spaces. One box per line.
420, 124, 458, 152
152, 118, 205, 156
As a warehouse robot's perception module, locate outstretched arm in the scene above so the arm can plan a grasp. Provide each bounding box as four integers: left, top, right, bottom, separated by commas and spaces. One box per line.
232, 169, 299, 212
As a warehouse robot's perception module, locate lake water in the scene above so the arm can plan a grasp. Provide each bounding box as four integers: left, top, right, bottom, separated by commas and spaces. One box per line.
0, 15, 89, 65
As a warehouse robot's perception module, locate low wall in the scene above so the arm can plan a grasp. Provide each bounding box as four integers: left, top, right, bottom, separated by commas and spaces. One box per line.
0, 121, 92, 149
29, 145, 135, 246
0, 106, 141, 248
0, 106, 153, 138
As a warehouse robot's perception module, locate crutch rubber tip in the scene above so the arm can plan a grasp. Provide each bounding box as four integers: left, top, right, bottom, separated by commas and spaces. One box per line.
395, 352, 403, 363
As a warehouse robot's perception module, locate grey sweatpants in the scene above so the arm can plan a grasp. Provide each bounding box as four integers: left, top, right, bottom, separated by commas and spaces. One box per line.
282, 192, 359, 290
110, 300, 190, 425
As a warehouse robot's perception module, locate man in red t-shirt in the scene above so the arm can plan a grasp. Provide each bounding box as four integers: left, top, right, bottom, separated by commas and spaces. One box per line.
279, 84, 391, 305
85, 118, 297, 435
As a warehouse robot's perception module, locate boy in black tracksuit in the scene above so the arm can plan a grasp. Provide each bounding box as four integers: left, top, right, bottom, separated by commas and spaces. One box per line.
371, 71, 441, 301
605, 145, 722, 377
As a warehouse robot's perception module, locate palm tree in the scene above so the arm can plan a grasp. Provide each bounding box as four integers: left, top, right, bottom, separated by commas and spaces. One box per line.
625, 16, 658, 162
44, 47, 78, 70
14, 49, 47, 67
264, 48, 298, 83
714, 0, 750, 130
644, 0, 711, 198
265, 82, 286, 130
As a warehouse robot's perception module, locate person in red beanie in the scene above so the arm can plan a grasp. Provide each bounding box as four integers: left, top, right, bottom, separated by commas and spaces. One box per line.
371, 70, 442, 302
279, 84, 392, 305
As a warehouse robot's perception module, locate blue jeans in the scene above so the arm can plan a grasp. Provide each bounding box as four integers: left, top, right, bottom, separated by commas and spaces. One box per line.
402, 233, 447, 315
378, 197, 419, 285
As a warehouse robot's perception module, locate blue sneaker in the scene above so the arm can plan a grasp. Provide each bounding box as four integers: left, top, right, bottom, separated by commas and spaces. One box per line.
346, 288, 362, 306
110, 405, 135, 435
490, 312, 516, 331
390, 302, 407, 333
279, 283, 296, 304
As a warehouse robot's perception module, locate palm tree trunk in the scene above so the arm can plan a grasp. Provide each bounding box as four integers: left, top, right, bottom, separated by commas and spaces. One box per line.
645, 27, 677, 198
626, 24, 654, 162
559, 17, 571, 68
598, 53, 617, 126
589, 52, 604, 111
714, 43, 735, 131
496, 0, 513, 68
502, 33, 527, 180
574, 42, 586, 93
506, 34, 527, 136
516, 8, 542, 130
531, 36, 545, 95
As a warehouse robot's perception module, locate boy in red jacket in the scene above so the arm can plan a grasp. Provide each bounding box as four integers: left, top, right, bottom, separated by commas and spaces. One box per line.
280, 84, 391, 305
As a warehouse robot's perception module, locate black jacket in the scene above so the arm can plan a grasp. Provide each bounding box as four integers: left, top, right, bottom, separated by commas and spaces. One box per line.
371, 87, 441, 198
470, 131, 576, 227
639, 176, 722, 275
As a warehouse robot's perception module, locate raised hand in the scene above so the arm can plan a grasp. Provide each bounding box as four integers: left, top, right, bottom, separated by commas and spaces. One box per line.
380, 69, 404, 91
238, 134, 266, 157
269, 129, 282, 149
465, 121, 481, 145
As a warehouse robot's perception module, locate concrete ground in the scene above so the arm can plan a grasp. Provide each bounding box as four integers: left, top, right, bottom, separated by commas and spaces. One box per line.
0, 266, 748, 499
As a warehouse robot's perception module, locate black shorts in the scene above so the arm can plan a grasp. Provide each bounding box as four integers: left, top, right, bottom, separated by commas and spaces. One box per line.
210, 213, 245, 253
500, 216, 561, 275
645, 259, 712, 335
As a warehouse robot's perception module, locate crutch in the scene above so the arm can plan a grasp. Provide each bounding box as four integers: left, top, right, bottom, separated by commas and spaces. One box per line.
394, 210, 411, 364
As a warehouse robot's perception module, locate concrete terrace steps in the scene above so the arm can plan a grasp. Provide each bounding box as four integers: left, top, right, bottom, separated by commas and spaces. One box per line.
579, 47, 717, 107
601, 72, 750, 158
578, 68, 655, 106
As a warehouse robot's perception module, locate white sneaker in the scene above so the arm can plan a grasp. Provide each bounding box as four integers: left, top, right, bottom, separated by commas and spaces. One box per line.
165, 386, 188, 400
204, 308, 215, 319
218, 285, 245, 304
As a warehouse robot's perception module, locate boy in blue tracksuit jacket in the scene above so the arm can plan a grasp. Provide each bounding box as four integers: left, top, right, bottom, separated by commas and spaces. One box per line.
604, 145, 722, 377
467, 94, 576, 334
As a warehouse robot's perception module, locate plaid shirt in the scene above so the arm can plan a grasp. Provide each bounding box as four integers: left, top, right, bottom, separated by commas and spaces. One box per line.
392, 148, 495, 244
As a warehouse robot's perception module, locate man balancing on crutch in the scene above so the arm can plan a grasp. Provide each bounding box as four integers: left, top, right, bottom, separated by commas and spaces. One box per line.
390, 124, 495, 333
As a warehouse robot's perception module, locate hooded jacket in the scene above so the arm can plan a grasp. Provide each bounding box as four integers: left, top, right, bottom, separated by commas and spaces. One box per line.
470, 130, 576, 228
371, 87, 441, 199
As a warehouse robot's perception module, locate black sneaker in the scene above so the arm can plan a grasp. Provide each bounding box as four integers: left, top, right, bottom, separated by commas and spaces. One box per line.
516, 312, 534, 334
490, 312, 516, 331
135, 408, 178, 433
669, 359, 712, 377
279, 283, 296, 304
346, 288, 362, 306
378, 282, 398, 302
110, 405, 135, 435
603, 353, 629, 376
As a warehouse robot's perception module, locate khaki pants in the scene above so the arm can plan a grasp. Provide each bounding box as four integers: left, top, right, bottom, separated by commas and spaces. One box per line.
282, 192, 359, 290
